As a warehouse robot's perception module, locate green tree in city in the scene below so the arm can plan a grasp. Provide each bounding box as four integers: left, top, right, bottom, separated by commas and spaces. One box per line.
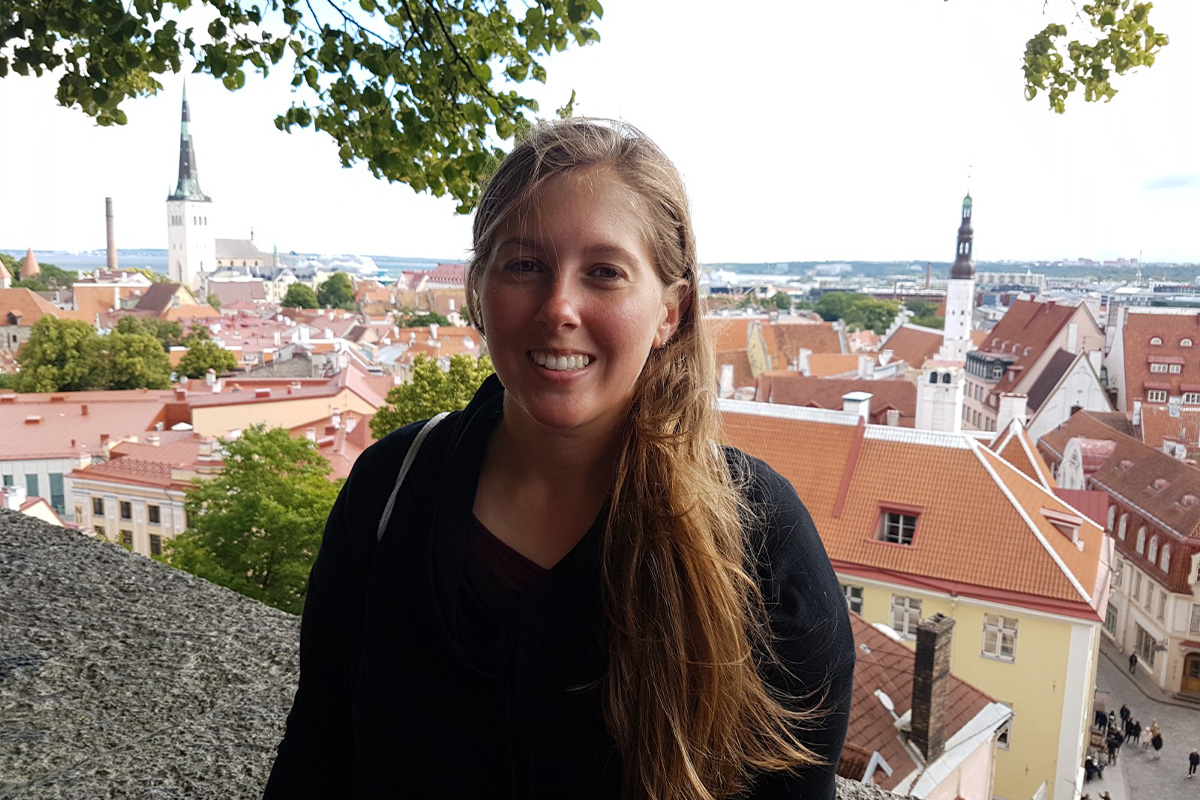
0, 253, 17, 275
769, 291, 792, 311
95, 330, 173, 389
904, 297, 945, 329
371, 354, 494, 439
398, 310, 451, 328
842, 297, 901, 335
167, 426, 343, 615
11, 263, 77, 292
812, 292, 860, 323
177, 336, 239, 379
14, 316, 102, 392
115, 315, 190, 349
282, 282, 319, 309
0, 0, 602, 210
205, 293, 222, 310
316, 273, 356, 310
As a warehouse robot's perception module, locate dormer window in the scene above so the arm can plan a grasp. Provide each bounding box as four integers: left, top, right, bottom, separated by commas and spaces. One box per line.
1042, 508, 1083, 543
877, 507, 920, 546
1148, 536, 1159, 563
1182, 338, 1194, 347
1181, 494, 1198, 508
1150, 336, 1163, 345
1151, 478, 1169, 492
1136, 526, 1146, 555
1118, 513, 1128, 540
1161, 544, 1171, 572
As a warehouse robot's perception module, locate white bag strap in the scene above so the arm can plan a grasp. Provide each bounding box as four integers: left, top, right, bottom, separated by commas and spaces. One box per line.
376, 412, 450, 542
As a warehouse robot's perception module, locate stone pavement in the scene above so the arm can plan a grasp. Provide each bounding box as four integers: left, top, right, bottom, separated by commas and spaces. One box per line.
1087, 636, 1200, 800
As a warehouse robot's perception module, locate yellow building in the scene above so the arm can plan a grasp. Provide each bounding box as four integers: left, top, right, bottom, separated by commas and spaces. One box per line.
720, 401, 1110, 800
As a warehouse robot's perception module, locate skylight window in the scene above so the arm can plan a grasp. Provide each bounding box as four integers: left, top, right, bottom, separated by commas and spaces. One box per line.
877, 509, 919, 546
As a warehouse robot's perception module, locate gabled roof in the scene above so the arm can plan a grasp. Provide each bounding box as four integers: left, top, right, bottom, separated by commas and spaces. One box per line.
719, 401, 1107, 617
1138, 406, 1200, 451
0, 287, 60, 325
1039, 411, 1200, 544
215, 239, 266, 261
770, 319, 845, 359
976, 300, 1078, 396
427, 262, 466, 285
755, 374, 916, 426
990, 420, 1056, 489
134, 283, 192, 316
879, 324, 942, 369
806, 353, 862, 378
1025, 349, 1078, 412
841, 614, 997, 791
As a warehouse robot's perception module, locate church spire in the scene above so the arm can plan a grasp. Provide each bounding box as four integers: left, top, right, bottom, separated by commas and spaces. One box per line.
950, 193, 974, 279
168, 83, 210, 202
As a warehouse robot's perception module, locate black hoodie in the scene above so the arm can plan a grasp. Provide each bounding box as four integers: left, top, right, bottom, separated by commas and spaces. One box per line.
265, 375, 854, 799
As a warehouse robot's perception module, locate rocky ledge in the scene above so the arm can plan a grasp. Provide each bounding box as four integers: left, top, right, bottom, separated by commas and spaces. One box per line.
0, 510, 899, 800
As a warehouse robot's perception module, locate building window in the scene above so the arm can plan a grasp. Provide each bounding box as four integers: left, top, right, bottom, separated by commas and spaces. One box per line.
1136, 527, 1146, 554
1149, 337, 1162, 346
1148, 536, 1159, 563
120, 501, 132, 521
878, 511, 918, 546
1191, 604, 1200, 634
26, 474, 39, 498
1, 475, 12, 487
1183, 392, 1200, 405
1147, 389, 1167, 403
149, 534, 163, 556
1169, 364, 1182, 374
982, 614, 1018, 661
1111, 557, 1123, 587
119, 530, 133, 550
1182, 338, 1194, 347
1144, 584, 1154, 612
49, 473, 64, 514
92, 497, 105, 516
1106, 505, 1116, 532
841, 584, 864, 614
1104, 605, 1119, 637
1156, 591, 1166, 622
1118, 513, 1128, 540
1161, 544, 1170, 572
1149, 363, 1168, 373
890, 595, 922, 639
1135, 624, 1156, 667
148, 505, 161, 525
1133, 571, 1143, 603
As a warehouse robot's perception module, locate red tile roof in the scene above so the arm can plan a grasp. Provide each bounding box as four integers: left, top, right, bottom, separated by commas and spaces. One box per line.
754, 375, 916, 426
989, 420, 1056, 489
1119, 310, 1200, 411
720, 402, 1106, 617
977, 300, 1077, 397
879, 324, 942, 369
841, 614, 994, 789
0, 287, 60, 326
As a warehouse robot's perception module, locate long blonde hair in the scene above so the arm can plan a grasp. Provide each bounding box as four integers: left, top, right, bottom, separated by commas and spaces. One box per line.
467, 119, 821, 799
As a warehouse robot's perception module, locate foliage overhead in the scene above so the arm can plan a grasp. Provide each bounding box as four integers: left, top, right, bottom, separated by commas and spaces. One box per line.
177, 335, 239, 378
1021, 0, 1168, 112
167, 425, 343, 614
370, 353, 492, 439
282, 282, 319, 309
0, 0, 603, 211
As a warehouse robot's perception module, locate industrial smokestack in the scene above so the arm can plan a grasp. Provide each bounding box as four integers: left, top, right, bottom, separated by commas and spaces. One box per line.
105, 197, 117, 269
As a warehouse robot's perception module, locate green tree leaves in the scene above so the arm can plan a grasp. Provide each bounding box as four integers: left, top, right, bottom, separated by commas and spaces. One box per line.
0, 0, 604, 210
282, 282, 319, 309
812, 292, 901, 335
1021, 1, 1167, 113
167, 426, 343, 614
370, 353, 492, 439
177, 336, 238, 378
13, 317, 103, 392
316, 273, 356, 310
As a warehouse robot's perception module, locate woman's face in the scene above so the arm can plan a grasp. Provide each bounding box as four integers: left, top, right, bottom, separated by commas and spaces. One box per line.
478, 167, 682, 439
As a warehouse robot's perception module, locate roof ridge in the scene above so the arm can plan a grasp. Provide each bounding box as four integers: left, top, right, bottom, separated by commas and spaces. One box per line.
970, 442, 1094, 605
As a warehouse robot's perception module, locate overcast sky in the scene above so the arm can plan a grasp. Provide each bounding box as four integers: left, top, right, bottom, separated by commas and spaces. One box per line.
1, 0, 1197, 264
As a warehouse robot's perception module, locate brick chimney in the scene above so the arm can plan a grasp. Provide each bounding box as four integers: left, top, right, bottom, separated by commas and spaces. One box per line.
910, 613, 954, 762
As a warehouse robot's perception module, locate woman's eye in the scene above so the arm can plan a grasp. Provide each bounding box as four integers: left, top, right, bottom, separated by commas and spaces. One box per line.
502, 259, 541, 276
591, 266, 622, 280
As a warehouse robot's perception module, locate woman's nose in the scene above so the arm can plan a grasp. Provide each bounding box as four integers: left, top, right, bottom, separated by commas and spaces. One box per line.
534, 277, 582, 329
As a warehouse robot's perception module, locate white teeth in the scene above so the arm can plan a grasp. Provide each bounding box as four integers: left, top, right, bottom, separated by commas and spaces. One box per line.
532, 352, 591, 371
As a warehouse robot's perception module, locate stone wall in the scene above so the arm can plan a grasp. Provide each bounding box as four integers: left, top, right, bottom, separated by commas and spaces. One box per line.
0, 510, 903, 800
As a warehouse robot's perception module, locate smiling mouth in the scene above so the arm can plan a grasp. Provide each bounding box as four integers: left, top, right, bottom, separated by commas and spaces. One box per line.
530, 351, 593, 371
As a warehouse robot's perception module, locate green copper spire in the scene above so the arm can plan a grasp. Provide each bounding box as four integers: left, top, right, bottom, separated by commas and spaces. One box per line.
168, 83, 211, 202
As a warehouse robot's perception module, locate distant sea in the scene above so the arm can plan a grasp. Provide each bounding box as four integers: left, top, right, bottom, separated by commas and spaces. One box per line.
0, 249, 450, 278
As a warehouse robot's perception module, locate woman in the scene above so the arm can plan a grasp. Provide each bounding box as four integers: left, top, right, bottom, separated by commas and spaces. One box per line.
265, 119, 854, 799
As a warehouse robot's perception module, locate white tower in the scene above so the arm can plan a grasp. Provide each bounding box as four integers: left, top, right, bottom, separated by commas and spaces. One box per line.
916, 362, 964, 433
937, 193, 976, 363
166, 85, 215, 292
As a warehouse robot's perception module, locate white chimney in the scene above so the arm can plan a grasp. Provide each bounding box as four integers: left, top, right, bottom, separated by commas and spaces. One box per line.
842, 391, 872, 423
797, 348, 812, 376
1132, 398, 1142, 427
3, 485, 28, 510
886, 408, 901, 426
996, 393, 1029, 432
429, 323, 439, 340
857, 355, 873, 378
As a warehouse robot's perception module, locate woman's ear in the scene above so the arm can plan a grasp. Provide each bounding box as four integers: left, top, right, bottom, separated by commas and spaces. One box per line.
655, 279, 690, 348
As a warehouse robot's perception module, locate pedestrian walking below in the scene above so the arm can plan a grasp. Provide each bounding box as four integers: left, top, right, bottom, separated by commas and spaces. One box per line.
1129, 652, 1139, 674
1151, 731, 1163, 760
1119, 703, 1130, 727
1188, 749, 1198, 777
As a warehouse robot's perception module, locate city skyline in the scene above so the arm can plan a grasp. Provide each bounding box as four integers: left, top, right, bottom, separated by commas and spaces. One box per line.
1, 0, 1198, 264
